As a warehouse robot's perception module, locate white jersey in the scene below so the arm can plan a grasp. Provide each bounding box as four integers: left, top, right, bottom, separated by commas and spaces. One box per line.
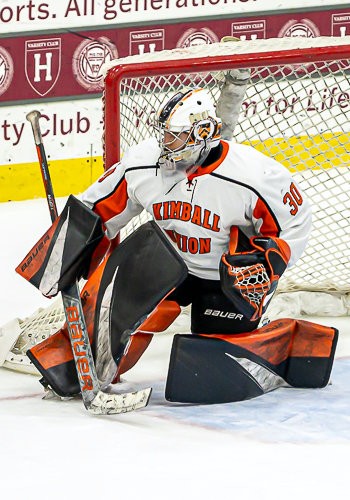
82, 137, 312, 280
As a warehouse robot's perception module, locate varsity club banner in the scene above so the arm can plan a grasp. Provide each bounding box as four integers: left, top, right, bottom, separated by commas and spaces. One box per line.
0, 8, 349, 102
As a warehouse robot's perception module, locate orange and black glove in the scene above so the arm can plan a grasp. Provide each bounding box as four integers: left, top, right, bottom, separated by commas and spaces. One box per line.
220, 227, 290, 321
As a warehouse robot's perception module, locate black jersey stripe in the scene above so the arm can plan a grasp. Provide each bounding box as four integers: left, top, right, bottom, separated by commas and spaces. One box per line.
92, 166, 157, 210
91, 174, 126, 211
125, 165, 158, 174
210, 171, 282, 235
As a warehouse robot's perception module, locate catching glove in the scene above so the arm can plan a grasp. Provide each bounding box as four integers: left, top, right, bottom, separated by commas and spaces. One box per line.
220, 227, 290, 321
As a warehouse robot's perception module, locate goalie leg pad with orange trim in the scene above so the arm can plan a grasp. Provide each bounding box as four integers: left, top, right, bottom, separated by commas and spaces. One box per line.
112, 300, 181, 382
27, 222, 187, 397
29, 300, 181, 396
165, 318, 338, 404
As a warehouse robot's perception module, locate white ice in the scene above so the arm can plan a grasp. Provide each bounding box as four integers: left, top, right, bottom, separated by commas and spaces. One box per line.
0, 197, 349, 500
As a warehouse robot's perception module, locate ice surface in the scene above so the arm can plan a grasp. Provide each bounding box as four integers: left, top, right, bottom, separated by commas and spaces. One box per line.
1, 198, 349, 500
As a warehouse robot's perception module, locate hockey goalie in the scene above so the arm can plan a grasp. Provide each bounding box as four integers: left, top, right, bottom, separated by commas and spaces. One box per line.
8, 62, 338, 405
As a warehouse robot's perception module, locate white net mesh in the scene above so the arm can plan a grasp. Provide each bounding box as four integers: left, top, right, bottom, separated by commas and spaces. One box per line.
1, 299, 65, 374
12, 299, 65, 353
234, 264, 270, 309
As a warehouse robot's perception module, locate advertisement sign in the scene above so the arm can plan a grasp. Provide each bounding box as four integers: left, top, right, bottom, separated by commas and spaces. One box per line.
0, 98, 104, 201
3, 75, 349, 166
1, 8, 350, 103
24, 38, 61, 96
0, 1, 349, 35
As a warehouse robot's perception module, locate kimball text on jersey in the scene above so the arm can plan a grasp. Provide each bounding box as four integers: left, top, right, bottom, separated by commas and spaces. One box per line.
152, 201, 220, 232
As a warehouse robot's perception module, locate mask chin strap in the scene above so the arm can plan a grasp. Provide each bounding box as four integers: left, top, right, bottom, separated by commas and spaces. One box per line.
198, 137, 210, 162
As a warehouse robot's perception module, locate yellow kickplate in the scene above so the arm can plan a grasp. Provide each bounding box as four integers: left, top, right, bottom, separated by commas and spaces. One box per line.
0, 157, 104, 202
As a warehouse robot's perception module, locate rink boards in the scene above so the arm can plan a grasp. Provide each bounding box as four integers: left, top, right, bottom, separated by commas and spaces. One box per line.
1, 75, 349, 201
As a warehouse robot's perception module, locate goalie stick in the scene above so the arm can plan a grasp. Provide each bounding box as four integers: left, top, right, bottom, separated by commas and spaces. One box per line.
25, 110, 152, 415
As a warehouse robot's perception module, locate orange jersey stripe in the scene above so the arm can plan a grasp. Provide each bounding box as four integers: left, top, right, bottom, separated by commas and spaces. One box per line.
93, 177, 129, 221
253, 196, 280, 237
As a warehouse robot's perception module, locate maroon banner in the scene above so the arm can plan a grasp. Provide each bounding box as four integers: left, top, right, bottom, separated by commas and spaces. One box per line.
0, 8, 349, 103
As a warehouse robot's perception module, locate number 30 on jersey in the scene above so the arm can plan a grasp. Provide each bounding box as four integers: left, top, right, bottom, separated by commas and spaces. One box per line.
283, 182, 303, 215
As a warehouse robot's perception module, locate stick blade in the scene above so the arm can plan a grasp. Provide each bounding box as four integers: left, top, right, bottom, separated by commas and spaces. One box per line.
87, 387, 152, 415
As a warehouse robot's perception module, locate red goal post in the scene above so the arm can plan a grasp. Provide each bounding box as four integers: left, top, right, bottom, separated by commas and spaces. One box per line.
102, 36, 350, 301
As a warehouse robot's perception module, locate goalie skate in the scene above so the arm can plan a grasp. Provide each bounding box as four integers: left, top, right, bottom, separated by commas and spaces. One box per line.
0, 298, 65, 375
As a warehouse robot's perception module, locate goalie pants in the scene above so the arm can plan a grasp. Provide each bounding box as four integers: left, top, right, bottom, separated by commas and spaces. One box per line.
117, 273, 259, 378
169, 273, 261, 334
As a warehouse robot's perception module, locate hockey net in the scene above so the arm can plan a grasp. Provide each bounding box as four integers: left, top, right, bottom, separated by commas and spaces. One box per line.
1, 36, 349, 374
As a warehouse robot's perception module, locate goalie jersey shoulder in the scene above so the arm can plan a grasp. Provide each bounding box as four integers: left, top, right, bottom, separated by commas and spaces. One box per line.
83, 137, 160, 209
218, 142, 293, 188
122, 137, 161, 169
217, 142, 312, 220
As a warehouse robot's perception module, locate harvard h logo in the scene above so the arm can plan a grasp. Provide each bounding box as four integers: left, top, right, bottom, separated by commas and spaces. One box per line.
25, 38, 61, 96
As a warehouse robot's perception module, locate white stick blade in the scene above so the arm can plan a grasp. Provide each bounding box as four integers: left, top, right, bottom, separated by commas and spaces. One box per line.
88, 388, 152, 415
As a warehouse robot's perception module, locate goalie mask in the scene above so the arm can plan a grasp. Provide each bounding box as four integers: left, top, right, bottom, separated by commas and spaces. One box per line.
154, 87, 222, 177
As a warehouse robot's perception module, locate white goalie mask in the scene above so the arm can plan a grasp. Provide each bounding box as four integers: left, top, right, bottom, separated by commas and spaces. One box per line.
154, 88, 222, 177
